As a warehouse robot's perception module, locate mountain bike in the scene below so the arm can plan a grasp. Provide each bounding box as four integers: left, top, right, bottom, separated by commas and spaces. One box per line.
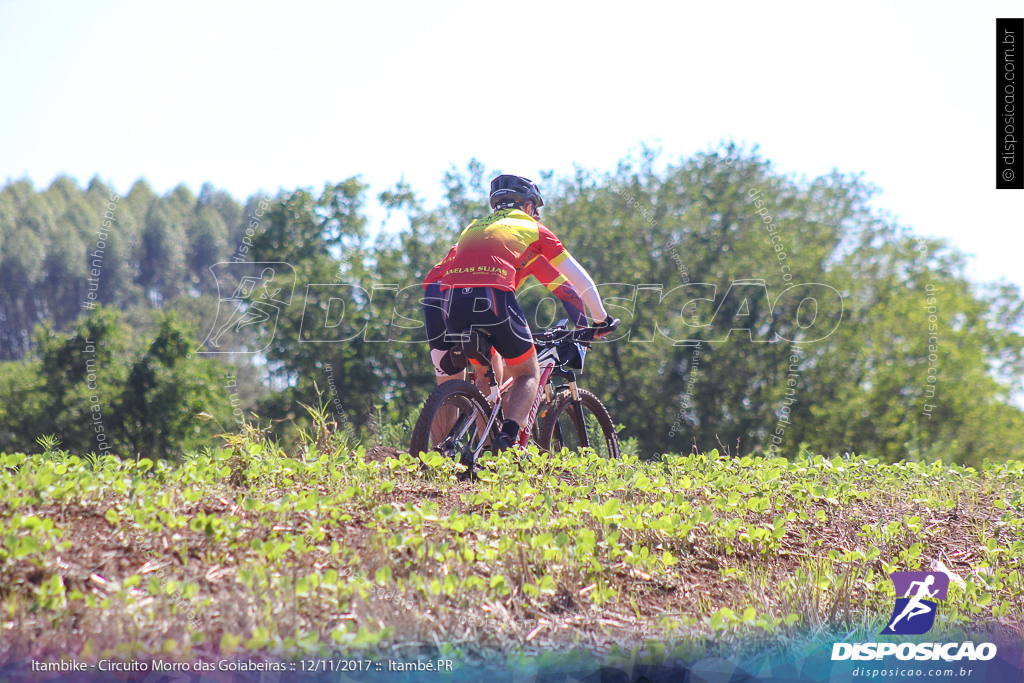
409, 319, 620, 473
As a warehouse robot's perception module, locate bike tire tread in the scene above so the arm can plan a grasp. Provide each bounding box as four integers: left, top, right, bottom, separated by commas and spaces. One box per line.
539, 388, 620, 458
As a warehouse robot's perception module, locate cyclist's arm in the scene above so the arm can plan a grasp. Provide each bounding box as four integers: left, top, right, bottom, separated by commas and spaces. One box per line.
553, 281, 587, 327
534, 224, 610, 323
549, 251, 608, 322
520, 257, 588, 327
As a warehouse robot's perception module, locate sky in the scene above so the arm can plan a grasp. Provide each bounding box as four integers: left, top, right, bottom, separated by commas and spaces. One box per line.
1, 0, 1020, 291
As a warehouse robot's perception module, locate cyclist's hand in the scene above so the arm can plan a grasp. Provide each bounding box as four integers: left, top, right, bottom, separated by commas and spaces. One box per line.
593, 316, 620, 339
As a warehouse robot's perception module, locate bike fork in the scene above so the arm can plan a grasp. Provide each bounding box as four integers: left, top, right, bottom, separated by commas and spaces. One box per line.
567, 381, 590, 449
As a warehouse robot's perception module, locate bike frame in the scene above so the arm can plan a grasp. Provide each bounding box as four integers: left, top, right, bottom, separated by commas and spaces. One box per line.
455, 321, 605, 462
466, 356, 556, 462
519, 359, 555, 447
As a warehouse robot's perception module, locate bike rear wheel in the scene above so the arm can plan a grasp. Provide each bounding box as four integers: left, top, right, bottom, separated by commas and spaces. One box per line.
539, 388, 619, 458
410, 380, 499, 472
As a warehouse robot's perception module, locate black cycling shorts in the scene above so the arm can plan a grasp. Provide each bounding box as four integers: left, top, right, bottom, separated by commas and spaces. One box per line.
423, 283, 449, 352
425, 282, 498, 377
442, 286, 536, 365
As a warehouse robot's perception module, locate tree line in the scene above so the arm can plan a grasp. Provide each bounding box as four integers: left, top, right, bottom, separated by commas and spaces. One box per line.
1, 148, 1022, 464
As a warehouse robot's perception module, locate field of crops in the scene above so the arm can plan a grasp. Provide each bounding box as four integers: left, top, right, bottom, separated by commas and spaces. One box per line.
1, 426, 1022, 669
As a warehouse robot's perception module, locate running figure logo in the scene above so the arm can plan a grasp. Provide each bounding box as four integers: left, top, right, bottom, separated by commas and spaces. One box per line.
199, 262, 295, 354
881, 571, 950, 635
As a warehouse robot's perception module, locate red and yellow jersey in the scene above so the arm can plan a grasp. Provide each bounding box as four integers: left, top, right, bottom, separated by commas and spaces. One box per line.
439, 209, 568, 291
423, 246, 457, 286
423, 222, 587, 326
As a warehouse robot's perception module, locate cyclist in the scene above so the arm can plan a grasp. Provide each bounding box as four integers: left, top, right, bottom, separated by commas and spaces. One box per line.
439, 174, 617, 453
423, 243, 591, 448
422, 243, 589, 389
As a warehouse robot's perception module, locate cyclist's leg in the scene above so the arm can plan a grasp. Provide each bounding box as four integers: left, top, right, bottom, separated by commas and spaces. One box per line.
428, 283, 464, 385
424, 283, 463, 441
441, 287, 501, 448
443, 287, 533, 446
485, 290, 539, 430
501, 351, 539, 426
425, 283, 456, 379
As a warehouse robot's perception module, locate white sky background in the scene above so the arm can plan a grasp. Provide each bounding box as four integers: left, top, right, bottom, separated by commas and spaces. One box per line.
0, 0, 1020, 291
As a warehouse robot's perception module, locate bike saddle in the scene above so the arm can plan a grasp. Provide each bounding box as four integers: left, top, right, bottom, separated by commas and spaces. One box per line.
443, 330, 493, 372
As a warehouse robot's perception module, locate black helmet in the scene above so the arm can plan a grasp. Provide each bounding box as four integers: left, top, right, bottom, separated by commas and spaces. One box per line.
489, 174, 545, 211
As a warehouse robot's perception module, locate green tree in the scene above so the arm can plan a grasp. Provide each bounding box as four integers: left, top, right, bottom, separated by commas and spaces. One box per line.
139, 188, 189, 305
0, 307, 233, 459
248, 180, 382, 435
114, 312, 228, 459
0, 181, 48, 360
41, 176, 92, 329
187, 204, 229, 294
87, 176, 143, 309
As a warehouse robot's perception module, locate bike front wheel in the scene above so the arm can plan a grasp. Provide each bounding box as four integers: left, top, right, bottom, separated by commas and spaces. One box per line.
538, 388, 619, 458
410, 380, 499, 471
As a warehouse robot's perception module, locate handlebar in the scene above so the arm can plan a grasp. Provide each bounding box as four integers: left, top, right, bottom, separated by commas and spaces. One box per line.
533, 317, 620, 346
